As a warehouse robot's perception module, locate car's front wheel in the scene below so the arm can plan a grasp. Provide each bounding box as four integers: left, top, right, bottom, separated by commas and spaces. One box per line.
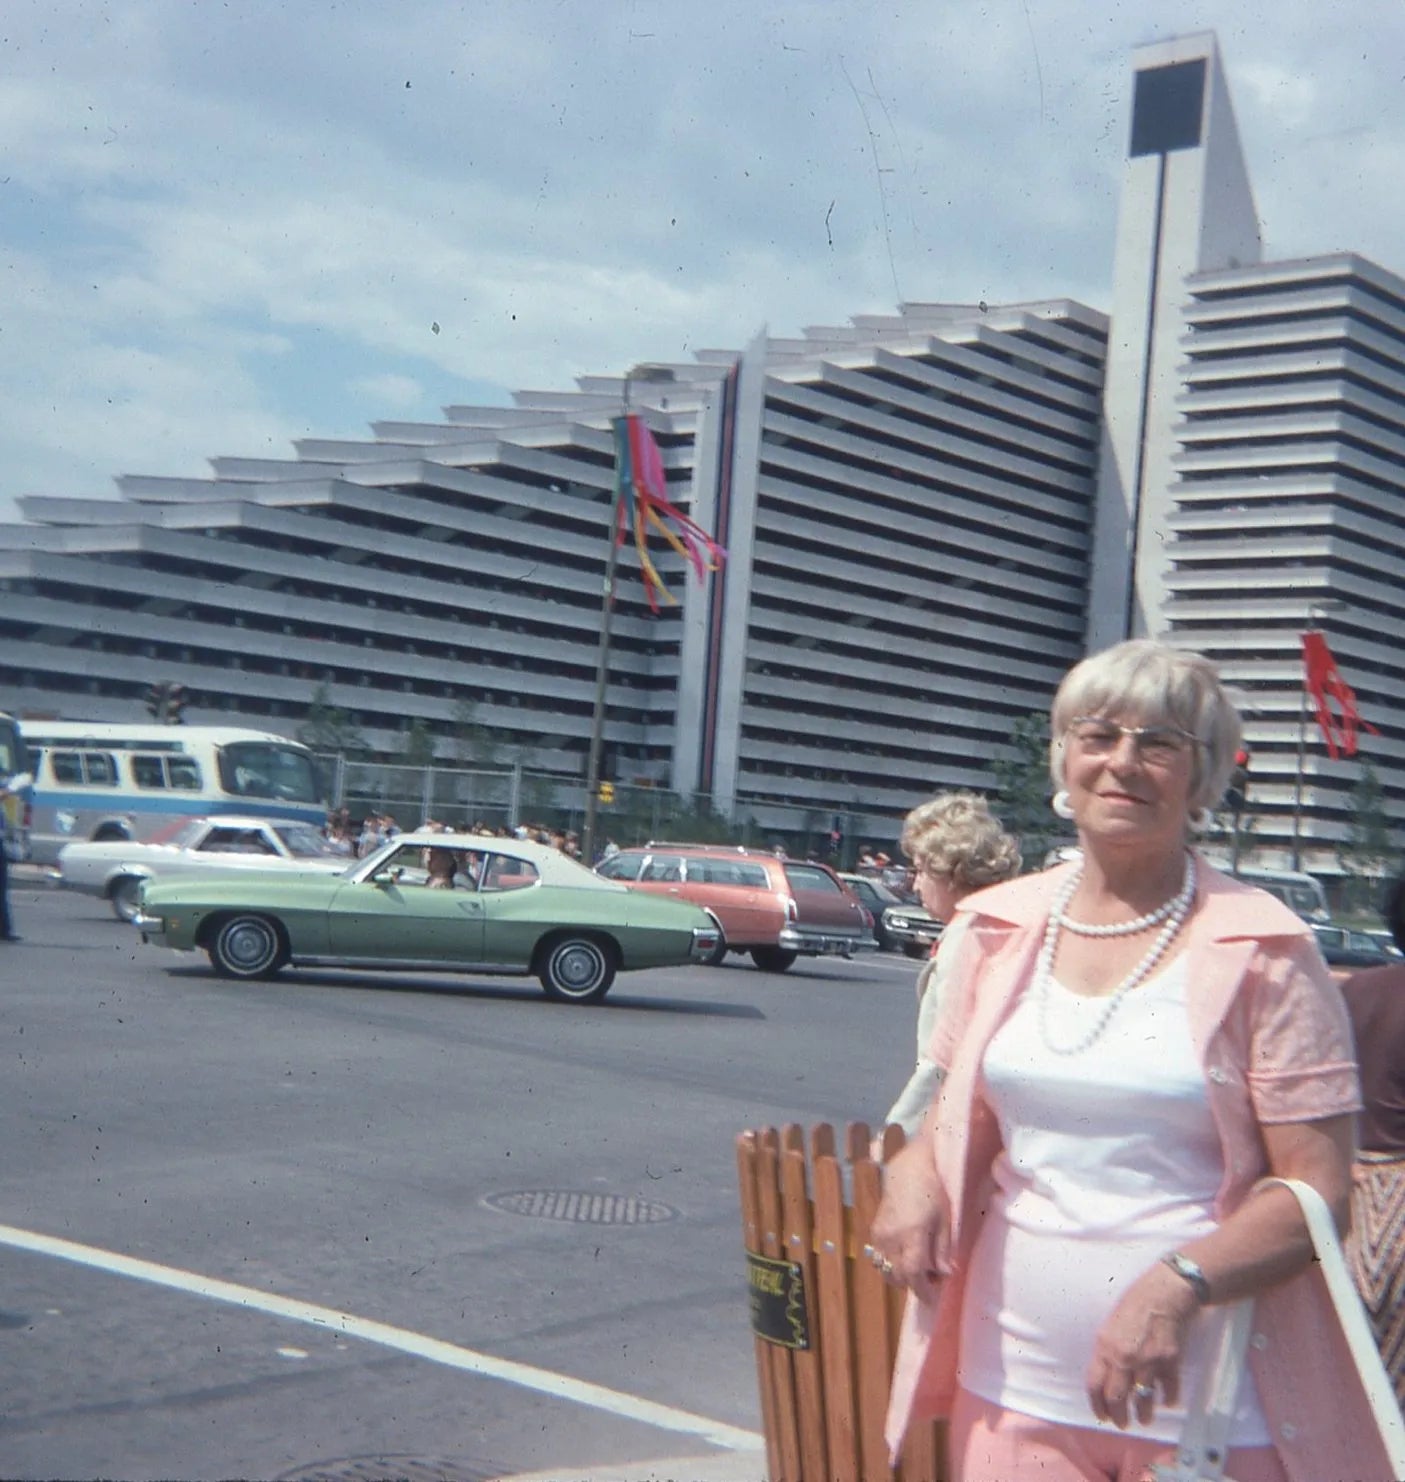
538, 934, 616, 1004
208, 915, 289, 980
110, 876, 144, 923
750, 946, 798, 973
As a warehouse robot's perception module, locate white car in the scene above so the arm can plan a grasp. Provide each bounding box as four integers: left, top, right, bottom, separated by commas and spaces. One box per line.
55, 815, 353, 921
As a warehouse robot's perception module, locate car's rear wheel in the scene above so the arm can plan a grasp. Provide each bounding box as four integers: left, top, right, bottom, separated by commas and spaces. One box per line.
903, 942, 930, 960
208, 914, 289, 980
751, 946, 797, 973
110, 876, 144, 923
538, 934, 616, 1004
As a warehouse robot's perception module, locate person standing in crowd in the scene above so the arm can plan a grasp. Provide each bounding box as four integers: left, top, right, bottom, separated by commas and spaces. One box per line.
1340, 874, 1405, 1409
870, 639, 1383, 1482
879, 793, 1021, 1138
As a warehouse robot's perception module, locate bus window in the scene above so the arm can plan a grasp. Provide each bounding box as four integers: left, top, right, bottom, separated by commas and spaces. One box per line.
169, 756, 202, 790
51, 751, 84, 785
132, 755, 167, 789
217, 741, 321, 804
85, 752, 118, 785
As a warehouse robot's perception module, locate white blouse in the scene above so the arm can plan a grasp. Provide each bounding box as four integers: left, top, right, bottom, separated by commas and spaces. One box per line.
957, 956, 1271, 1445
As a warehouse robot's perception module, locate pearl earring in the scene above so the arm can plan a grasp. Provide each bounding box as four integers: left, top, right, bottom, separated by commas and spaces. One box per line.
1052, 790, 1076, 820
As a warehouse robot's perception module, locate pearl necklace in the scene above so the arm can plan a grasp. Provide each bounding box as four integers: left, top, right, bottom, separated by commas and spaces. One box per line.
1036, 853, 1196, 1056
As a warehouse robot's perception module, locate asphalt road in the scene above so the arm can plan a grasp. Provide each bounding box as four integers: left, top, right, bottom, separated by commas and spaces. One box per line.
0, 877, 926, 1482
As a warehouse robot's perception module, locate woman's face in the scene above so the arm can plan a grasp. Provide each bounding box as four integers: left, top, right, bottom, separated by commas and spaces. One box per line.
916, 869, 961, 922
1061, 712, 1198, 851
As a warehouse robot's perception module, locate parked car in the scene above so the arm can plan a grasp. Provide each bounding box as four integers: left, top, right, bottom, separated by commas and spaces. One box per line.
56, 814, 351, 921
134, 830, 720, 1004
1311, 922, 1397, 970
596, 843, 873, 971
838, 873, 941, 957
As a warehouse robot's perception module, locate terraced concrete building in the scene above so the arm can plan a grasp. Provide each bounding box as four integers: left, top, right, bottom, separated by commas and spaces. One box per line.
1, 31, 1401, 864
0, 299, 1105, 838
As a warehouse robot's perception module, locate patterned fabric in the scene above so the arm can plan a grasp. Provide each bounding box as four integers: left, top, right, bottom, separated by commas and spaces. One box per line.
1347, 1152, 1405, 1409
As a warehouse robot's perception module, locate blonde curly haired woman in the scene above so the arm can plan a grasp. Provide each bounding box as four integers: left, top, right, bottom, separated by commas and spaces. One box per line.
880, 792, 1022, 1137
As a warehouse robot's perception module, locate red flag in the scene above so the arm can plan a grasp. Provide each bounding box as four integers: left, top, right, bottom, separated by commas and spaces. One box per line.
612, 414, 726, 613
1301, 629, 1377, 760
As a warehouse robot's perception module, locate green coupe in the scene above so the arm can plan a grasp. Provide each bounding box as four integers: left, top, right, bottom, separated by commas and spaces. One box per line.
134, 830, 721, 1004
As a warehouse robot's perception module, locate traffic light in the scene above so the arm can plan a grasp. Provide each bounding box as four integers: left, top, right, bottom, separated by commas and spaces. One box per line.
163, 682, 187, 725
598, 781, 616, 805
1225, 747, 1251, 816
144, 682, 166, 719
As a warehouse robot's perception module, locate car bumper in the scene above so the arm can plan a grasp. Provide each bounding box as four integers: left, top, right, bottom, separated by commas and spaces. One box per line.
133, 912, 166, 943
884, 919, 943, 953
689, 925, 723, 962
778, 928, 874, 958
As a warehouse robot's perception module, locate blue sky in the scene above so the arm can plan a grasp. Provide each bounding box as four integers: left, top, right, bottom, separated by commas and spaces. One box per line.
4, 0, 1404, 521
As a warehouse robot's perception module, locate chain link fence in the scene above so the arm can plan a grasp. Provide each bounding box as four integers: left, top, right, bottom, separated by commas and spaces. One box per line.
315, 755, 894, 867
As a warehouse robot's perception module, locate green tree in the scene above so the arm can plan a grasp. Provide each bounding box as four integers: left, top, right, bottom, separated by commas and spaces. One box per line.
296, 680, 367, 757
398, 716, 436, 770
1338, 761, 1396, 916
988, 712, 1062, 868
450, 697, 503, 769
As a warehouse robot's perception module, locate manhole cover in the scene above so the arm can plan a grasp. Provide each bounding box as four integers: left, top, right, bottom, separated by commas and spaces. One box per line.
276, 1456, 503, 1482
483, 1189, 678, 1225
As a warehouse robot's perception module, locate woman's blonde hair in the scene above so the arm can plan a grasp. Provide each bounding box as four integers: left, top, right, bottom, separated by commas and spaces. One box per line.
1048, 639, 1242, 810
900, 792, 1022, 890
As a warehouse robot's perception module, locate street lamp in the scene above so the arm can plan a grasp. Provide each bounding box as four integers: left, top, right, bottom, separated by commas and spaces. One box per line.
1289, 600, 1345, 871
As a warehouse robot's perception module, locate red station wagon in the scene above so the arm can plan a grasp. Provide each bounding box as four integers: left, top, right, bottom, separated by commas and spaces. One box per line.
596, 843, 873, 971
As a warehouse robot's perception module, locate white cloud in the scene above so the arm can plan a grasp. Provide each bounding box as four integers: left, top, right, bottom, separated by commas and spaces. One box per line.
5, 0, 1405, 520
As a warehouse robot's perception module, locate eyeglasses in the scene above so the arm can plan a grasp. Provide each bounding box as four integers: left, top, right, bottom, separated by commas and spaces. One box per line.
1067, 716, 1201, 766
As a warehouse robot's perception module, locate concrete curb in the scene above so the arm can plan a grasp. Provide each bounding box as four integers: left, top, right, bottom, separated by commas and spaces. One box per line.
488, 1449, 767, 1482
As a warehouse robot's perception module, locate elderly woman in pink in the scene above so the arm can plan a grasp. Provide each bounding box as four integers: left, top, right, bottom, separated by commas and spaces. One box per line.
869, 640, 1387, 1482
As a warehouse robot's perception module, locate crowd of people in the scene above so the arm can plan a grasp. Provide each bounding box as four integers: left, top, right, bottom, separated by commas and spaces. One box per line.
318, 807, 588, 862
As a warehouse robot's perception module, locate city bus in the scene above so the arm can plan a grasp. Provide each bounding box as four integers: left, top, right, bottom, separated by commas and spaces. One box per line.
1, 711, 33, 863
20, 722, 327, 866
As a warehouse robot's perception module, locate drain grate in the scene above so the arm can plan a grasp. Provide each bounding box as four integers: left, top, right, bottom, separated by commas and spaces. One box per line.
483, 1189, 678, 1225
276, 1455, 505, 1482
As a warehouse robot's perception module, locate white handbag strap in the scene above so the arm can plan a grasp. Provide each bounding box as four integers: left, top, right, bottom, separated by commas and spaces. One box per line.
1262, 1176, 1405, 1476
1158, 1176, 1405, 1482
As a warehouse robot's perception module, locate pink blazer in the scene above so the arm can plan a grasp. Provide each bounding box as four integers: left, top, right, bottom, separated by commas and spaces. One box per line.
884, 859, 1389, 1482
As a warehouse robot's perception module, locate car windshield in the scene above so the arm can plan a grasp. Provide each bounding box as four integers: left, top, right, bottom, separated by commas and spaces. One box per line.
857, 879, 904, 906
165, 819, 211, 849
275, 823, 342, 857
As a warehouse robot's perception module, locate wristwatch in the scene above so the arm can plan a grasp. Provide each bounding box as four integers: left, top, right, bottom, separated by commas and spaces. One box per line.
1161, 1250, 1212, 1304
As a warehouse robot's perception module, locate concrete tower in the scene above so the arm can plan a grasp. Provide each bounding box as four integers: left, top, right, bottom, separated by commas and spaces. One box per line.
1088, 32, 1261, 647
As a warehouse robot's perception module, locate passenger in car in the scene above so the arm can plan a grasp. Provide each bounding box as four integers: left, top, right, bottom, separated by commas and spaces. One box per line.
425, 848, 459, 889
879, 793, 1021, 1138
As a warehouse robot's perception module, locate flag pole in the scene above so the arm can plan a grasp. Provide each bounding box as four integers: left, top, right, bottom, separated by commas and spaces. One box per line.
581, 381, 630, 866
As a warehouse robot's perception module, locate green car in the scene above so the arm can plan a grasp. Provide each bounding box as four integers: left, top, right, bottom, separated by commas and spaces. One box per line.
134, 829, 721, 1005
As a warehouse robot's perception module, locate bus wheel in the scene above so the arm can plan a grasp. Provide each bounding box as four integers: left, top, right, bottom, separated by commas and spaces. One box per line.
208, 915, 288, 980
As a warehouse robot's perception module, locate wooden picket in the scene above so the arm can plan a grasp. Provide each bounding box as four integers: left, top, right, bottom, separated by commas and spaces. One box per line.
736, 1121, 948, 1482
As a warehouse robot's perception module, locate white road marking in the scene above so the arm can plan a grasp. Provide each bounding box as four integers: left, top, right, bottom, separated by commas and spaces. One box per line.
0, 1222, 764, 1452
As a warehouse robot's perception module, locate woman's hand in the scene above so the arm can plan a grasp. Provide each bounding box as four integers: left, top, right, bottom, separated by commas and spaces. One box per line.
867, 1140, 949, 1302
1085, 1261, 1200, 1430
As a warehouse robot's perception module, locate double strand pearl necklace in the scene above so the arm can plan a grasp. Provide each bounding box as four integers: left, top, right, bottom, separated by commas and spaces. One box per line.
1036, 852, 1197, 1056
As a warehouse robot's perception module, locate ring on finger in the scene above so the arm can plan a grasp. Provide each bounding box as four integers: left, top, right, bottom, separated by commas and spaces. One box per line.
1133, 1382, 1156, 1401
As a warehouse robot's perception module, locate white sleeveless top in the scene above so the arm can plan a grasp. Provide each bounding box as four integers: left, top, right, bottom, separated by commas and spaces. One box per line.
957, 956, 1271, 1444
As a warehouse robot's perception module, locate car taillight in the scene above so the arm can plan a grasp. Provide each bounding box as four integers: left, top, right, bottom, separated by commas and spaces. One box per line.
22, 801, 31, 828
860, 906, 874, 929
785, 895, 798, 923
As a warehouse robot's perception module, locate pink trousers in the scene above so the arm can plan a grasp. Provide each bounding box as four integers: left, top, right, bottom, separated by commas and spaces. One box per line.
951, 1387, 1289, 1482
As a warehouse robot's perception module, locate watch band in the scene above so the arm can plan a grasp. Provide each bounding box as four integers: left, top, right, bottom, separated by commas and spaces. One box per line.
1162, 1250, 1212, 1304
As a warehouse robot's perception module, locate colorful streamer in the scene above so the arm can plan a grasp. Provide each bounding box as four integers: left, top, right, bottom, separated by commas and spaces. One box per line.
1302, 628, 1378, 760
612, 414, 726, 613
